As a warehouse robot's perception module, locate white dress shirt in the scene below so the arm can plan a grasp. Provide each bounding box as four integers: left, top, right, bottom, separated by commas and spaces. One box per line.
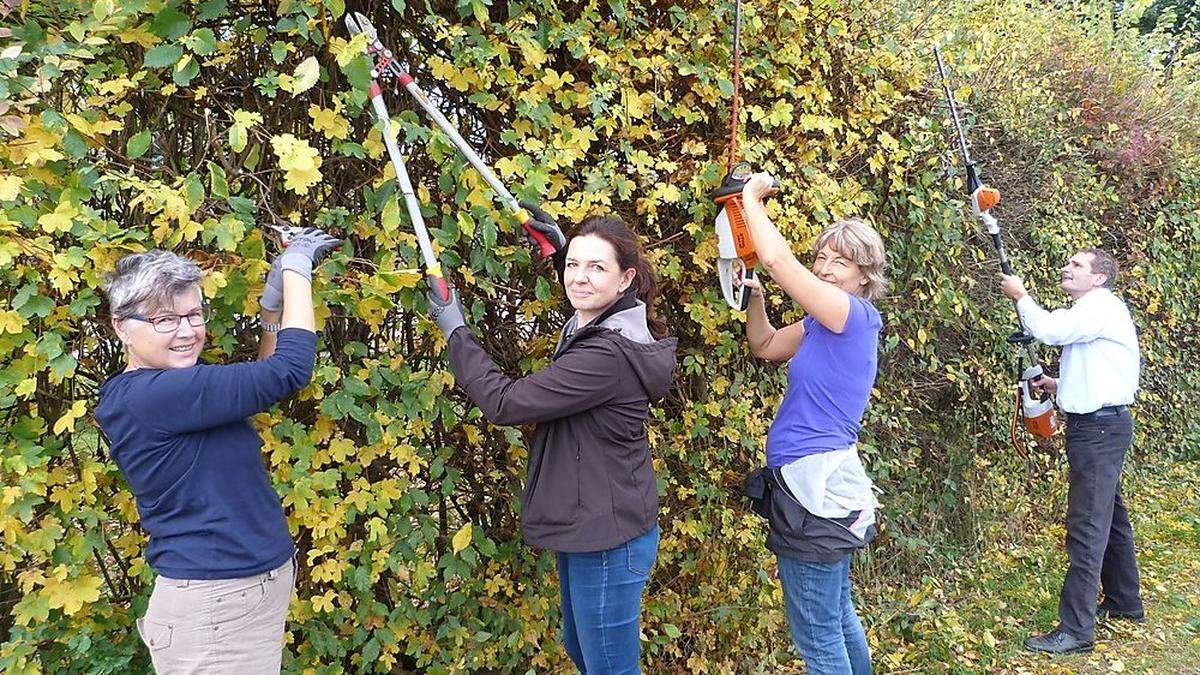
1016, 288, 1140, 414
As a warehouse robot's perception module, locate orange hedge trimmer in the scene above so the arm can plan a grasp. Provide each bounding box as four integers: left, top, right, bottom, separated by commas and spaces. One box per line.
934, 46, 1058, 441
714, 0, 776, 311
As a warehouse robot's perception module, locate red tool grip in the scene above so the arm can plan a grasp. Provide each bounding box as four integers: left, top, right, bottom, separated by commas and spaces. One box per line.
428, 275, 450, 302
522, 221, 557, 258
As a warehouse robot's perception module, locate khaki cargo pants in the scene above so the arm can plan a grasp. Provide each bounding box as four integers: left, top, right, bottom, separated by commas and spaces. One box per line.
137, 557, 295, 674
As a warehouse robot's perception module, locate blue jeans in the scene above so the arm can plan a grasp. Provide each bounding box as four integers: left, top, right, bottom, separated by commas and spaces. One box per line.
777, 553, 872, 675
556, 525, 659, 674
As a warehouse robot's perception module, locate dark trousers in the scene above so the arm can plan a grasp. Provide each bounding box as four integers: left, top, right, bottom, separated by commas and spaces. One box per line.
1058, 409, 1143, 641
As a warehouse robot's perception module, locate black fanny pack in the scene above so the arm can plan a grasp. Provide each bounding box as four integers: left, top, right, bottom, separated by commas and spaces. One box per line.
743, 467, 875, 563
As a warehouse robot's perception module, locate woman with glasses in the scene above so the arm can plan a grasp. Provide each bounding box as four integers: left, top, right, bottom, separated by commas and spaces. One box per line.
95, 229, 338, 673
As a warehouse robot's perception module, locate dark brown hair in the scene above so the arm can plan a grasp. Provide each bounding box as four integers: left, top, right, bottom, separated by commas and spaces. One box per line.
572, 215, 668, 339
1079, 247, 1119, 287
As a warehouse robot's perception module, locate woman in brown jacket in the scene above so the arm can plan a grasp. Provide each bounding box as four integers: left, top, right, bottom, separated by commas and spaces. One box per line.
427, 215, 677, 674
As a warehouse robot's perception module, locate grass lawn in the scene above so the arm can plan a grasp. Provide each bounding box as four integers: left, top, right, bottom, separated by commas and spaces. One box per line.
868, 459, 1200, 674
781, 459, 1200, 674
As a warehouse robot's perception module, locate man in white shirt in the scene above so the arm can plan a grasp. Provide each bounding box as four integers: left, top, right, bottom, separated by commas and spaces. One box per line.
1001, 248, 1143, 655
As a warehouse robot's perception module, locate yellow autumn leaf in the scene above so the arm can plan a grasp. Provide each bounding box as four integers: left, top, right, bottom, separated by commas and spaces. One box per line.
117, 27, 159, 48
40, 566, 102, 616
311, 590, 336, 613
331, 32, 368, 68
15, 377, 37, 397
0, 310, 26, 334
10, 120, 64, 166
363, 127, 385, 158
232, 110, 263, 128
290, 56, 320, 95
38, 201, 78, 234
97, 74, 140, 97
308, 105, 349, 140
270, 134, 323, 195
452, 523, 473, 554
0, 174, 23, 201
201, 270, 228, 298
53, 400, 88, 435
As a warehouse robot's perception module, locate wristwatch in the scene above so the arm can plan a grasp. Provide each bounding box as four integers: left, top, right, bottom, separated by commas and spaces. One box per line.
262, 321, 281, 333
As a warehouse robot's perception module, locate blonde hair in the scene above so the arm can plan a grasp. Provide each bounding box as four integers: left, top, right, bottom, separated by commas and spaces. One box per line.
813, 218, 888, 300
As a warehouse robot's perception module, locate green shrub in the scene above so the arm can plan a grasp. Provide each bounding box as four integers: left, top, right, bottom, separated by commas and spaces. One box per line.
1, 0, 1197, 672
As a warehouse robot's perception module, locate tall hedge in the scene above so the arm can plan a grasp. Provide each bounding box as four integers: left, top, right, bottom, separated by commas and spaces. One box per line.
1, 0, 1198, 672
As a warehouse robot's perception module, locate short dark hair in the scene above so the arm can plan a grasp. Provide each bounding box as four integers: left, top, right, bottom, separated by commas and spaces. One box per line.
1079, 248, 1118, 287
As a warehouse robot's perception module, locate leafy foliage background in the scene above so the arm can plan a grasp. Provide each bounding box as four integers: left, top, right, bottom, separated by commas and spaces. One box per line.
1, 0, 1198, 672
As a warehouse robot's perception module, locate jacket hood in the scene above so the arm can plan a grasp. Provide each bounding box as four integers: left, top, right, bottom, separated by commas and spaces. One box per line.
557, 291, 677, 402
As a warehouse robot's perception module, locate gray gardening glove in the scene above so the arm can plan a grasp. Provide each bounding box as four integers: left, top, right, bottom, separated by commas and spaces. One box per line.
426, 284, 466, 338
278, 227, 341, 281
261, 256, 285, 312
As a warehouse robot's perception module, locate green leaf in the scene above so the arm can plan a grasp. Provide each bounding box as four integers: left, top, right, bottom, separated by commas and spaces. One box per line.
228, 124, 245, 153
149, 5, 192, 40
207, 161, 229, 199
183, 173, 205, 209
126, 131, 152, 158
172, 55, 200, 85
61, 130, 87, 159
143, 44, 183, 69
185, 28, 217, 55
341, 54, 372, 92
197, 0, 228, 21
270, 40, 289, 64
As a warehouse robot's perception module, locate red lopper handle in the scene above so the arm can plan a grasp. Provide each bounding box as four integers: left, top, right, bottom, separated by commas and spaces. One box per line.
521, 221, 557, 258
428, 275, 450, 302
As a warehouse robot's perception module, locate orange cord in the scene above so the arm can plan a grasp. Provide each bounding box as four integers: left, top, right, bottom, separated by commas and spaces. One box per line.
1010, 385, 1029, 462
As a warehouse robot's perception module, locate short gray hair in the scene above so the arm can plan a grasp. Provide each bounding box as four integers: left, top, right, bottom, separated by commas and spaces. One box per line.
1079, 247, 1118, 287
813, 218, 889, 300
104, 250, 204, 320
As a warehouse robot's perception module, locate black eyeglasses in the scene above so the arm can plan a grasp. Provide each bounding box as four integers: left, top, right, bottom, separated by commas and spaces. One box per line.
128, 305, 209, 333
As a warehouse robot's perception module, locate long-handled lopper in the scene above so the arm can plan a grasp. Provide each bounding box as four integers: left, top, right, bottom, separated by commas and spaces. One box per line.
344, 12, 558, 262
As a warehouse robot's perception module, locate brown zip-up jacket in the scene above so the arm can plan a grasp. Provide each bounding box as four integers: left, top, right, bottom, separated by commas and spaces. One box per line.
446, 292, 677, 552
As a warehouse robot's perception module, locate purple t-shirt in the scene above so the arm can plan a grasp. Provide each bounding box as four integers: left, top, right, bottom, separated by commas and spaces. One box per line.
766, 296, 882, 468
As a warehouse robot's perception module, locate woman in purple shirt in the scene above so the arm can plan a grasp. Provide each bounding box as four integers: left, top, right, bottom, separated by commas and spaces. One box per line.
739, 174, 888, 675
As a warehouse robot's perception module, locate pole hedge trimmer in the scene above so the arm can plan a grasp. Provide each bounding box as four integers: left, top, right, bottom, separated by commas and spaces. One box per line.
344, 12, 559, 278
934, 46, 1058, 441
714, 0, 777, 311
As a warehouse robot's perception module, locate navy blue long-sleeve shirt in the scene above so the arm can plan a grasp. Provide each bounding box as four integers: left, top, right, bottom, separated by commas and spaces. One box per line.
96, 328, 317, 579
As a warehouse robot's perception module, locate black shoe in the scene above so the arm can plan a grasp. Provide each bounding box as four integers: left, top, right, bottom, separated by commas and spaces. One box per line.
1024, 628, 1094, 654
1096, 601, 1145, 622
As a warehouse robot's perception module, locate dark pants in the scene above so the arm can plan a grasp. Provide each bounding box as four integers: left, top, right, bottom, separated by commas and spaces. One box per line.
1058, 408, 1143, 641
